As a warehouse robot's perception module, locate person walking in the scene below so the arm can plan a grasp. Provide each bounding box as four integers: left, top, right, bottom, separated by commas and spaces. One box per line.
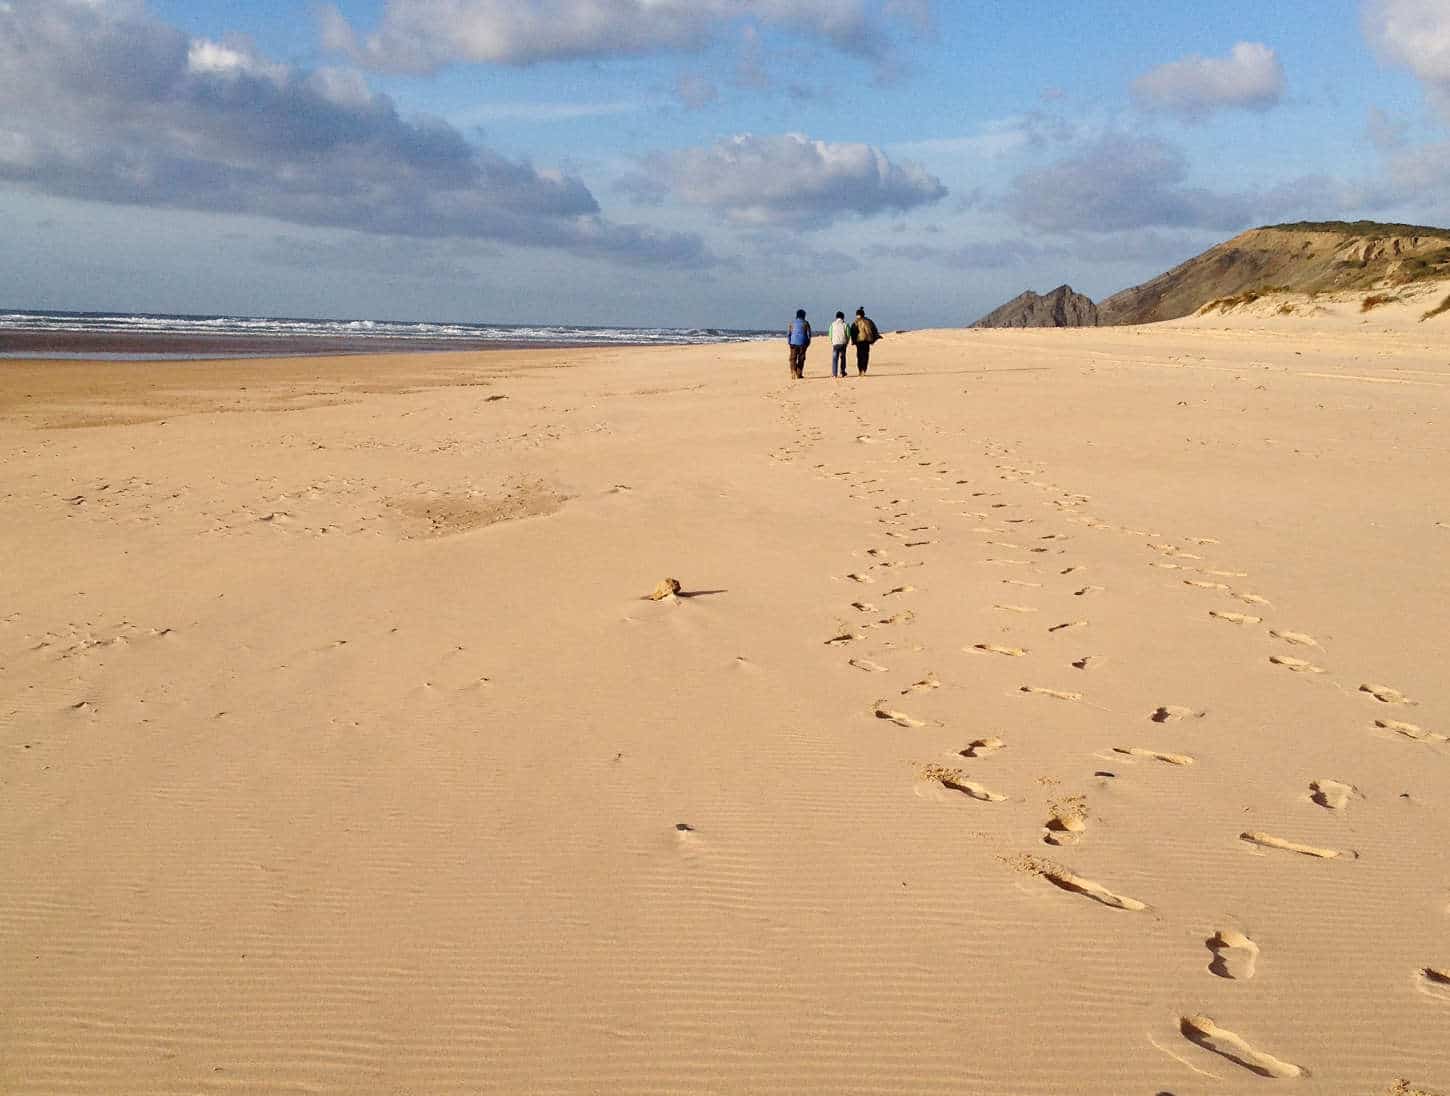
786, 308, 812, 379
828, 311, 849, 378
850, 306, 879, 376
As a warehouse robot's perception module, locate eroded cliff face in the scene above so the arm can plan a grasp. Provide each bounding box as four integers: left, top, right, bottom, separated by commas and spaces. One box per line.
972, 284, 1100, 328
1097, 225, 1450, 325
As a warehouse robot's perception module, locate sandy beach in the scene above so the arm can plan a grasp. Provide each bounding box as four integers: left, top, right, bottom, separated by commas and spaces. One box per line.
3, 315, 1449, 1094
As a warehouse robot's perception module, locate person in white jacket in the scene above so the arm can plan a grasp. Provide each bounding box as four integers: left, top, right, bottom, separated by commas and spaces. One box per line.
828, 311, 849, 378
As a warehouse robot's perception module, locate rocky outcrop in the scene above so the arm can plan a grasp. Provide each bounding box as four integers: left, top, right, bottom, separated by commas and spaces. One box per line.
972, 284, 1099, 328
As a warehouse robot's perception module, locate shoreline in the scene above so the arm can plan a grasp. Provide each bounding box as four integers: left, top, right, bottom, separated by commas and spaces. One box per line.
0, 328, 677, 362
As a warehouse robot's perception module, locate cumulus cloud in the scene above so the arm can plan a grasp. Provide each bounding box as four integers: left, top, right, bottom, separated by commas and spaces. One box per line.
323, 0, 918, 73
1365, 0, 1450, 120
0, 0, 705, 264
1132, 42, 1285, 120
1004, 133, 1351, 234
635, 133, 946, 226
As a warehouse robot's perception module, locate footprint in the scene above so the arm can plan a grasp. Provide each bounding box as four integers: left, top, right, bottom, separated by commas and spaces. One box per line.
1043, 797, 1088, 846
1047, 620, 1088, 632
994, 603, 1038, 614
875, 706, 926, 728
884, 585, 915, 596
1203, 569, 1249, 578
936, 773, 1007, 802
1417, 968, 1450, 1003
1270, 655, 1324, 673
1361, 683, 1414, 705
1151, 705, 1205, 723
902, 673, 940, 694
971, 643, 1027, 657
1021, 857, 1147, 911
1269, 629, 1319, 647
824, 632, 859, 646
1073, 585, 1105, 597
1309, 780, 1357, 809
849, 601, 877, 613
845, 572, 875, 584
960, 737, 1005, 758
1115, 746, 1194, 766
1240, 832, 1352, 859
848, 658, 888, 673
1374, 719, 1447, 743
1071, 655, 1106, 671
1020, 686, 1081, 702
1234, 592, 1272, 606
1178, 1015, 1304, 1078
1206, 931, 1260, 980
1210, 609, 1262, 625
1002, 578, 1042, 588
1184, 579, 1229, 590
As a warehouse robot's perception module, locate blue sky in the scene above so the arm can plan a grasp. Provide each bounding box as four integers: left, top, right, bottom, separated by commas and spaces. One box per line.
3, 1, 1449, 328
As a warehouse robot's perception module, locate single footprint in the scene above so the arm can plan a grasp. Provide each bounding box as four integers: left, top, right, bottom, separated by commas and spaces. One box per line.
1115, 746, 1194, 766
1270, 629, 1319, 647
1270, 655, 1324, 673
1210, 609, 1262, 625
1234, 592, 1272, 606
902, 673, 940, 694
1185, 579, 1230, 590
1417, 968, 1450, 1003
1073, 585, 1105, 597
1206, 930, 1260, 980
1048, 620, 1088, 632
1178, 1015, 1304, 1078
960, 737, 1005, 758
1151, 705, 1206, 723
1240, 831, 1351, 859
884, 585, 915, 596
1020, 685, 1082, 702
1309, 779, 1357, 810
1043, 797, 1088, 846
971, 643, 1027, 657
849, 601, 877, 613
1024, 858, 1147, 911
824, 632, 859, 646
845, 572, 875, 584
937, 774, 1007, 802
1002, 578, 1042, 588
1071, 655, 1106, 671
875, 706, 926, 728
994, 603, 1038, 613
1361, 683, 1414, 705
848, 657, 888, 672
1375, 718, 1447, 743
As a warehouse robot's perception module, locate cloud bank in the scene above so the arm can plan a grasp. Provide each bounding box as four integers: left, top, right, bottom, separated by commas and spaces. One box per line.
1365, 0, 1450, 121
323, 0, 916, 73
631, 133, 946, 226
1132, 42, 1284, 120
0, 0, 705, 264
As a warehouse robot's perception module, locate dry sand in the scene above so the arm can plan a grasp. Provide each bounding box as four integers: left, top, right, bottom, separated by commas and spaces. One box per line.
3, 312, 1449, 1095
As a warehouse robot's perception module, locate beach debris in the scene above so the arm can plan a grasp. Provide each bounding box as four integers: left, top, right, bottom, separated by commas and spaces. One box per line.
646, 578, 682, 600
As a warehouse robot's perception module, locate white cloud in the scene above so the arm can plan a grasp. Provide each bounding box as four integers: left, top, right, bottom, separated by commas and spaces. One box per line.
1365, 0, 1450, 120
323, 0, 917, 73
633, 132, 946, 226
1132, 42, 1285, 120
0, 0, 706, 265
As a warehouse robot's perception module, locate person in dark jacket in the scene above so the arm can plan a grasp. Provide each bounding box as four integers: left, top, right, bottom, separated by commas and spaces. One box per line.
786, 308, 812, 379
850, 306, 879, 375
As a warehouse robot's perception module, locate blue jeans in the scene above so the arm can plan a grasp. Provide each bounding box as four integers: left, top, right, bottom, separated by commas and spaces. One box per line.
831, 345, 848, 376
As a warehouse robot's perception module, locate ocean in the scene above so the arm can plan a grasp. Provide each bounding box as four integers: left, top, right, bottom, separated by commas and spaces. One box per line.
0, 309, 778, 360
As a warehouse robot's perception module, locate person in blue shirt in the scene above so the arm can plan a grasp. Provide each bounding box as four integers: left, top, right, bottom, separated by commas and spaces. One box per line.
786, 308, 811, 379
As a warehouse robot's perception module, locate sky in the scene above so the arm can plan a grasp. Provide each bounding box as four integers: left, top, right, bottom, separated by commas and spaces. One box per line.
3, 0, 1450, 329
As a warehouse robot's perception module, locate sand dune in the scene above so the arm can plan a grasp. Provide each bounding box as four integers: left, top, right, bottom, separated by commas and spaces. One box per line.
3, 320, 1449, 1094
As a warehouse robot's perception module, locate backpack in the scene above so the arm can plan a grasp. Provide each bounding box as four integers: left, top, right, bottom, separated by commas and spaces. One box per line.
857, 316, 878, 344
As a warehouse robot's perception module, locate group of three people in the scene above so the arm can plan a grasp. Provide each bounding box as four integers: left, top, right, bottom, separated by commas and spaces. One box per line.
787, 307, 880, 379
